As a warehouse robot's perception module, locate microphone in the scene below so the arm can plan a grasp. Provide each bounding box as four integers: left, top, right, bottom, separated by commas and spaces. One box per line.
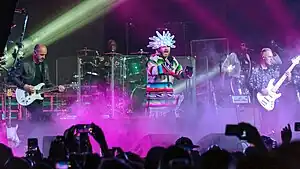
271, 40, 275, 44
15, 8, 27, 15
11, 24, 16, 29
167, 56, 174, 64
271, 40, 284, 51
245, 48, 254, 51
168, 56, 173, 61
240, 43, 254, 51
127, 18, 134, 27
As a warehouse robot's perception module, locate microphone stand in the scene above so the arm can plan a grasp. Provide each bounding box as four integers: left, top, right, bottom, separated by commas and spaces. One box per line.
20, 12, 28, 42
11, 10, 28, 70
163, 21, 192, 56
4, 9, 28, 113
125, 18, 133, 55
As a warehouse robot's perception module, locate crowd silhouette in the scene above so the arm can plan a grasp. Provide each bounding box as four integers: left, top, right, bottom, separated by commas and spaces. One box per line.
0, 122, 299, 169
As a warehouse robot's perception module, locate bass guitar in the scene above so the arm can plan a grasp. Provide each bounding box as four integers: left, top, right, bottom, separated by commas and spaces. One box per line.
257, 55, 300, 111
15, 83, 76, 106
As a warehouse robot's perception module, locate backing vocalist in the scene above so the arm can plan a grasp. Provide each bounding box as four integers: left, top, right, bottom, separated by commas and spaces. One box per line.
222, 43, 252, 95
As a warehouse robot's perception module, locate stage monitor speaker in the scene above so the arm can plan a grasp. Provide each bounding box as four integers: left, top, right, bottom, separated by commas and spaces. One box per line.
196, 133, 249, 153
131, 134, 179, 157
216, 107, 262, 132
43, 136, 56, 158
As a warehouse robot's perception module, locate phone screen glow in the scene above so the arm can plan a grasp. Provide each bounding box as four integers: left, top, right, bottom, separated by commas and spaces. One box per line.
55, 162, 69, 169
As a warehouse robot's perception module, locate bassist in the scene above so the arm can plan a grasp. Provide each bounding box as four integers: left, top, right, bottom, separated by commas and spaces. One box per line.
249, 48, 289, 134
9, 44, 65, 122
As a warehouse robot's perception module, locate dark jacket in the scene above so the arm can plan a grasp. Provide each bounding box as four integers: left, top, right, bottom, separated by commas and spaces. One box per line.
9, 59, 54, 89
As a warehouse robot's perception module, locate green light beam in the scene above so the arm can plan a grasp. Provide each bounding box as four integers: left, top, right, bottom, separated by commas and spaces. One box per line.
5, 0, 123, 67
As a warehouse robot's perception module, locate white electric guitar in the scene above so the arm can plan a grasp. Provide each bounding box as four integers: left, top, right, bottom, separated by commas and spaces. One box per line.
257, 56, 300, 111
15, 83, 76, 106
5, 88, 20, 147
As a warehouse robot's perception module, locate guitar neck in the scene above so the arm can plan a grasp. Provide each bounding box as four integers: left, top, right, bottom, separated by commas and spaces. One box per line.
39, 86, 58, 94
39, 84, 71, 94
273, 63, 297, 91
6, 96, 11, 127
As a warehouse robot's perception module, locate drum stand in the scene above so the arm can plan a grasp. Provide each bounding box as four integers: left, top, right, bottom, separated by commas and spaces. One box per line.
110, 55, 115, 118
120, 56, 135, 115
77, 57, 82, 104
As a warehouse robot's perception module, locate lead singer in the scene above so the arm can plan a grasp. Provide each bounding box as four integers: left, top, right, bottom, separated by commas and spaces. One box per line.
146, 31, 193, 117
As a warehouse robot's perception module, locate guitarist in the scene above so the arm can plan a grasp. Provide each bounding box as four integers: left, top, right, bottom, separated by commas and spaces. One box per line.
249, 48, 290, 134
9, 44, 65, 122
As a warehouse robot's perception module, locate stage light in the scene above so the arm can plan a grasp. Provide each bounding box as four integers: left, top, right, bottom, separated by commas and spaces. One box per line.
174, 66, 219, 94
4, 0, 124, 68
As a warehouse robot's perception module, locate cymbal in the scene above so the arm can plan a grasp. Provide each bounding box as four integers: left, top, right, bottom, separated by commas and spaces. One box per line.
77, 48, 98, 53
86, 72, 99, 76
81, 62, 98, 67
103, 52, 122, 55
73, 74, 80, 78
130, 51, 149, 55
4, 85, 17, 88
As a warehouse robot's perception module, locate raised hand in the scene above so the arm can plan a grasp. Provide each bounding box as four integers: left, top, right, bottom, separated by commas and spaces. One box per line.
281, 124, 292, 144
90, 123, 110, 157
184, 66, 193, 78
237, 122, 268, 152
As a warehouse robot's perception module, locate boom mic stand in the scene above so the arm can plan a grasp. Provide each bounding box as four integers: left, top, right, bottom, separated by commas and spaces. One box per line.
125, 18, 134, 55
11, 9, 28, 71
6, 9, 28, 122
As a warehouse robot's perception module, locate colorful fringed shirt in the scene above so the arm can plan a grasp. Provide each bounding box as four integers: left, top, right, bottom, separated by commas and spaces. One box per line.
147, 54, 184, 92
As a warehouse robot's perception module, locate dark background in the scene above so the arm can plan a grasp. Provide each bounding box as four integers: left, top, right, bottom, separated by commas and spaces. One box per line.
8, 0, 300, 83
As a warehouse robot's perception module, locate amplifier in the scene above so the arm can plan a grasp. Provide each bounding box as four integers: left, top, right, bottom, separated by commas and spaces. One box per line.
231, 95, 251, 104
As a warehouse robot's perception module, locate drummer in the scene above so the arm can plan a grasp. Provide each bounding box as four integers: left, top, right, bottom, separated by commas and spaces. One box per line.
107, 39, 117, 53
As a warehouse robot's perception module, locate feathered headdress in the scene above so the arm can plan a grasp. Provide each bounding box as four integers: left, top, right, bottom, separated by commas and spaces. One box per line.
147, 31, 176, 49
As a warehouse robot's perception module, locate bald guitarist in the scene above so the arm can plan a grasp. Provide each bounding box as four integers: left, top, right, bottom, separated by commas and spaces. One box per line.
249, 48, 290, 134
10, 44, 65, 122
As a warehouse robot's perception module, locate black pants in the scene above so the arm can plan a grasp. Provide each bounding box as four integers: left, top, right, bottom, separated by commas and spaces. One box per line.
258, 104, 279, 135
25, 100, 45, 122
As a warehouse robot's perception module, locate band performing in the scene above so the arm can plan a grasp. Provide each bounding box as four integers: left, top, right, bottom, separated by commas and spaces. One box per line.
1, 27, 300, 147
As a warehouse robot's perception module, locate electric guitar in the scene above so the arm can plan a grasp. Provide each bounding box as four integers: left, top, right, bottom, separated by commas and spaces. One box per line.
6, 88, 20, 147
15, 83, 76, 106
257, 55, 300, 111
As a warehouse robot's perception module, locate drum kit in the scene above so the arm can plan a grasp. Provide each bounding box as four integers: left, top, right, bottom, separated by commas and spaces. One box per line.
74, 47, 149, 115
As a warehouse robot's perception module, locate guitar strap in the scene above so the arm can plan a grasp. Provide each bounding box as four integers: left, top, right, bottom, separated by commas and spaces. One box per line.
41, 62, 45, 82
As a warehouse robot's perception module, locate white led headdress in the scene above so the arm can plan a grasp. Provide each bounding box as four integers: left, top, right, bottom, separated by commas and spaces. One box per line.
147, 31, 176, 49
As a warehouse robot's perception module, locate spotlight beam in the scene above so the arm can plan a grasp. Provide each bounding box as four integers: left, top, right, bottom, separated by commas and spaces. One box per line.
5, 0, 123, 68
174, 66, 219, 94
